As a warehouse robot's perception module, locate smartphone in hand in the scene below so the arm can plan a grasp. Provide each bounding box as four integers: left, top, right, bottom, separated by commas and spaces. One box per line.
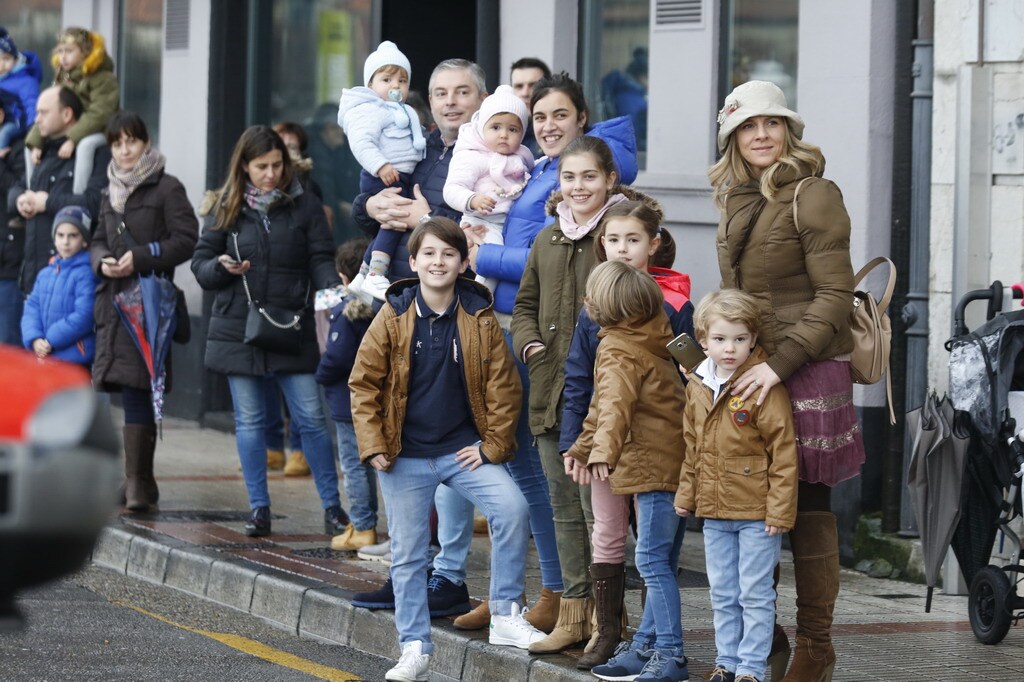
666, 332, 706, 371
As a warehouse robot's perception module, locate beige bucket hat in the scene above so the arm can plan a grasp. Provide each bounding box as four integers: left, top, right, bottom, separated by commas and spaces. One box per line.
716, 80, 804, 152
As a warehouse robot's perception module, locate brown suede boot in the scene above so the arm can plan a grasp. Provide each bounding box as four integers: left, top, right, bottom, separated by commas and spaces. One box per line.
769, 563, 791, 680
781, 512, 838, 682
577, 564, 625, 670
523, 587, 561, 634
123, 424, 158, 512
528, 596, 592, 654
453, 599, 490, 630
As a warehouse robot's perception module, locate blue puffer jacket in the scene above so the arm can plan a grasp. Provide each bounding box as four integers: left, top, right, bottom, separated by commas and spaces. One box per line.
475, 115, 638, 315
559, 268, 695, 453
351, 128, 462, 281
0, 51, 42, 130
21, 249, 97, 364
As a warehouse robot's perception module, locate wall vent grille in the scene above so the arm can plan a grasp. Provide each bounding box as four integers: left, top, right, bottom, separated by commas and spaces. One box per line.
166, 0, 190, 51
656, 0, 703, 27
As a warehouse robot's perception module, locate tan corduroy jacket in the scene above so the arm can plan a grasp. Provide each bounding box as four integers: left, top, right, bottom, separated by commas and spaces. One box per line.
675, 346, 798, 529
566, 313, 687, 495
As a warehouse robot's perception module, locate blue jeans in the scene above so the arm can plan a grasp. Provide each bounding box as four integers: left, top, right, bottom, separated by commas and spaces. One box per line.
263, 376, 303, 451
430, 331, 565, 591
335, 420, 378, 531
377, 453, 531, 654
433, 482, 474, 585
502, 328, 563, 591
704, 519, 782, 680
0, 279, 23, 346
227, 373, 340, 510
634, 491, 684, 653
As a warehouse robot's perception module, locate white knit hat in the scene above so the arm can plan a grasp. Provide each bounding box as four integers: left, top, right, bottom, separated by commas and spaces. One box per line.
363, 40, 411, 87
716, 80, 804, 152
477, 85, 530, 134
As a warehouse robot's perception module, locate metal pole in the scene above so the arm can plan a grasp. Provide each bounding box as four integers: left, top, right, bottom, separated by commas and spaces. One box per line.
898, 2, 934, 536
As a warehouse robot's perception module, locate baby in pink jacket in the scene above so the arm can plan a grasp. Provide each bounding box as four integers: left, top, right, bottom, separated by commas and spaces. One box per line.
443, 85, 534, 292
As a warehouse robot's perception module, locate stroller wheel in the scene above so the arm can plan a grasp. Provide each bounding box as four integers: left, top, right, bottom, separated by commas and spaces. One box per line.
969, 565, 1014, 644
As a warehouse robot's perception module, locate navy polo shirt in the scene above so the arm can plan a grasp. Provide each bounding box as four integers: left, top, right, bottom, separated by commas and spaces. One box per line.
400, 287, 481, 458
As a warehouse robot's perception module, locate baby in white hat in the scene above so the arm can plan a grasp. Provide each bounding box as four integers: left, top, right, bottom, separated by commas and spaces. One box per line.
338, 41, 427, 299
442, 84, 534, 292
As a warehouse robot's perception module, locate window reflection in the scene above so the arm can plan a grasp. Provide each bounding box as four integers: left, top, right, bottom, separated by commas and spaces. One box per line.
270, 0, 373, 244
0, 0, 62, 86
579, 0, 650, 160
120, 0, 163, 143
722, 0, 799, 108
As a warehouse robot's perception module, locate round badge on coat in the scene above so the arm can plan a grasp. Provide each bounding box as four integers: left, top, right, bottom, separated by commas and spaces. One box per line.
728, 396, 745, 412
733, 410, 750, 426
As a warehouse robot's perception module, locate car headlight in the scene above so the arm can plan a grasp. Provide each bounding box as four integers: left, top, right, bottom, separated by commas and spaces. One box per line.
27, 387, 97, 449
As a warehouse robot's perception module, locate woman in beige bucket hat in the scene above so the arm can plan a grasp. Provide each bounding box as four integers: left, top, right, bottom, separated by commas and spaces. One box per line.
706, 80, 864, 682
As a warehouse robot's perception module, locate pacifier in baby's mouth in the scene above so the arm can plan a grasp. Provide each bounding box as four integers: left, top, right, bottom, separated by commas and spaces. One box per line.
387, 89, 404, 102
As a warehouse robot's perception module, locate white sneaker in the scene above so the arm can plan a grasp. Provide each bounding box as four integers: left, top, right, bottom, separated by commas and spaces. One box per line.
364, 271, 392, 301
488, 602, 546, 649
357, 538, 392, 566
385, 640, 429, 681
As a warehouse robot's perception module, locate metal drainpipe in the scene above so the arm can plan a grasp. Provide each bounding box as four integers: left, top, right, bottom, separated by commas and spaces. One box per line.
897, 0, 934, 536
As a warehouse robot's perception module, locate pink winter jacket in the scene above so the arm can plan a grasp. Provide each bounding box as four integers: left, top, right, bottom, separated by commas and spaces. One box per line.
442, 117, 534, 217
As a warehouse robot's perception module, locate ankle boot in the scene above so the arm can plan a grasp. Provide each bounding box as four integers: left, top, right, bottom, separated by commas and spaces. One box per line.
453, 599, 490, 630
123, 424, 158, 511
523, 587, 561, 634
528, 596, 592, 654
781, 512, 838, 682
577, 564, 625, 670
768, 563, 791, 680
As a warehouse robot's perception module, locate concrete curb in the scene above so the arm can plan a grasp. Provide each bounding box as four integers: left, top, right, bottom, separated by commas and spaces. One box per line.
91, 524, 592, 681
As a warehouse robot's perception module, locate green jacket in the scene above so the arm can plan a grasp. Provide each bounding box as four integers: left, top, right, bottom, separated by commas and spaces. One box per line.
511, 186, 651, 436
716, 167, 854, 381
27, 45, 119, 148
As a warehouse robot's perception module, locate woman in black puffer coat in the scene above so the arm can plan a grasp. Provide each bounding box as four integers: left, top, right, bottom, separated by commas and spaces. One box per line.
192, 125, 347, 537
91, 112, 198, 513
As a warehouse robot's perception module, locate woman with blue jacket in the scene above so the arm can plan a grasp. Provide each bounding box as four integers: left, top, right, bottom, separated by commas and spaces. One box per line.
463, 73, 637, 641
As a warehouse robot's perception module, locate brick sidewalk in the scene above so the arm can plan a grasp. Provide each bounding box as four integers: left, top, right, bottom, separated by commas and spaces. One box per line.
99, 417, 1024, 681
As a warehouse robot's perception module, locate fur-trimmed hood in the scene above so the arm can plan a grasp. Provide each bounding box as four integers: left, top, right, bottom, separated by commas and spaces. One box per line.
51, 31, 113, 77
543, 184, 662, 218
342, 295, 375, 322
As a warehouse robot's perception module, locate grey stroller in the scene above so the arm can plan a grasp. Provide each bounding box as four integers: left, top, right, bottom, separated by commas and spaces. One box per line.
946, 282, 1024, 643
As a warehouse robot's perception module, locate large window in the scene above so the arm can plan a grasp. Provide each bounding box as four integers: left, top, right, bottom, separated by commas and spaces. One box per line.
270, 0, 374, 244
119, 0, 164, 143
0, 0, 61, 88
578, 0, 650, 160
721, 0, 799, 108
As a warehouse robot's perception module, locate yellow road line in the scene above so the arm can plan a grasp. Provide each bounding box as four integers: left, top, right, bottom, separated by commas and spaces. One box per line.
115, 602, 362, 681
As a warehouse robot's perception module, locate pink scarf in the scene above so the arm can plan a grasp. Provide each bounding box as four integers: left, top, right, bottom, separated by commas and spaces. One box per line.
555, 192, 628, 241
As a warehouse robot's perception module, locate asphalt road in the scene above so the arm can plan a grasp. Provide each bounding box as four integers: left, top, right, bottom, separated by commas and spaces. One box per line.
1, 565, 391, 681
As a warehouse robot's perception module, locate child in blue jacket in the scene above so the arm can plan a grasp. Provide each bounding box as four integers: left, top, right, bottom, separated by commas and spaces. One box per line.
315, 236, 378, 551
0, 27, 42, 155
22, 205, 97, 364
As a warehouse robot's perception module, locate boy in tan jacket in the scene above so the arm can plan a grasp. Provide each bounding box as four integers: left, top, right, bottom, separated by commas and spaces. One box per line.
675, 288, 798, 682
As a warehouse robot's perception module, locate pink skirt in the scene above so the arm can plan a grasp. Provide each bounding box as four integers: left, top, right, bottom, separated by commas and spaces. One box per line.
784, 359, 865, 486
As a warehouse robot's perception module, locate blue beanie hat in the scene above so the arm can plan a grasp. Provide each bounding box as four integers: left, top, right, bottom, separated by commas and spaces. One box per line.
52, 205, 92, 242
0, 28, 18, 58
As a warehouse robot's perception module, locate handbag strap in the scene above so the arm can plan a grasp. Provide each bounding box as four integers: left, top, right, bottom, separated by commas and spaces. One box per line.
232, 232, 305, 330
853, 256, 897, 310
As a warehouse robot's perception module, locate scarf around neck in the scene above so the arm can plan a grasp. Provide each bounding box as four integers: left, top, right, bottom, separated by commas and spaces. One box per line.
555, 192, 628, 241
243, 182, 287, 214
107, 147, 165, 214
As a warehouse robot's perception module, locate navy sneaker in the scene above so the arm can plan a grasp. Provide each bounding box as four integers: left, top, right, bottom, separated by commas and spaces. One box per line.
244, 506, 271, 537
426, 575, 470, 617
352, 576, 395, 610
592, 640, 654, 681
635, 650, 689, 682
